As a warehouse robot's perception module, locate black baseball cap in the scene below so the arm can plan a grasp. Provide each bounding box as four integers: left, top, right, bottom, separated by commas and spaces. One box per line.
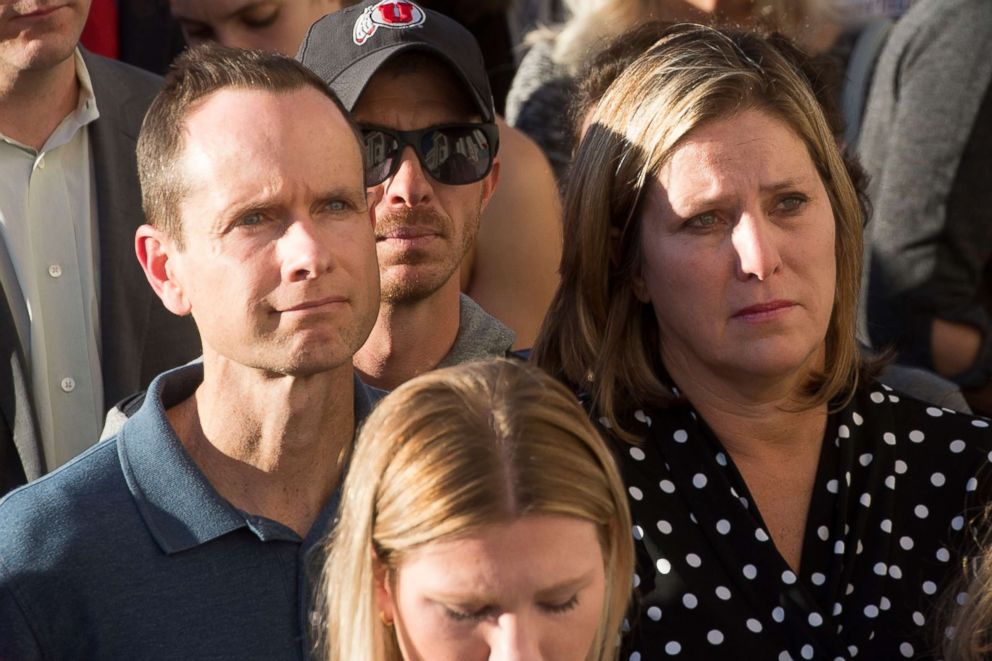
298, 0, 495, 122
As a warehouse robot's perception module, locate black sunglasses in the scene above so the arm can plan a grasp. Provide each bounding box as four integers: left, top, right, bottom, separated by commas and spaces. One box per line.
360, 122, 500, 187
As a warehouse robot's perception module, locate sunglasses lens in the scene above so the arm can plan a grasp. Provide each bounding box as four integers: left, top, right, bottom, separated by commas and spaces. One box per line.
419, 126, 494, 185
362, 130, 398, 186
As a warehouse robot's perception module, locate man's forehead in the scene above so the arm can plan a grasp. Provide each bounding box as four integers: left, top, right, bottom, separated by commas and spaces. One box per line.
352, 55, 478, 120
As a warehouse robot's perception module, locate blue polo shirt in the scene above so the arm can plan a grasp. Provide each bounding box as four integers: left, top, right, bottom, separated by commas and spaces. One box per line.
0, 363, 378, 659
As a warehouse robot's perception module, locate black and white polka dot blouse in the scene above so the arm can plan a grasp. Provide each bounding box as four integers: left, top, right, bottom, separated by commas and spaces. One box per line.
591, 381, 992, 660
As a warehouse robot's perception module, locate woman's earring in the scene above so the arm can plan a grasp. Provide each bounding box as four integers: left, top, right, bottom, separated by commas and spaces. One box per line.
379, 611, 394, 627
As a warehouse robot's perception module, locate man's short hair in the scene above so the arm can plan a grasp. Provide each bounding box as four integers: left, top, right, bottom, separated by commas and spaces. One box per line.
136, 43, 362, 248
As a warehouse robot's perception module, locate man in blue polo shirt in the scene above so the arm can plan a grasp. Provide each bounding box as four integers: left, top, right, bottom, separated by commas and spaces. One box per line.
0, 44, 381, 659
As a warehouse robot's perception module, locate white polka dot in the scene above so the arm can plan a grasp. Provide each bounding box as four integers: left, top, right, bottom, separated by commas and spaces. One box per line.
947, 626, 957, 640
859, 453, 873, 466
833, 602, 843, 616
826, 479, 839, 494
779, 652, 793, 661
746, 618, 763, 633
772, 606, 785, 623
956, 592, 969, 606
937, 547, 951, 562
900, 642, 914, 658
633, 574, 640, 588
692, 473, 708, 488
656, 520, 673, 534
880, 596, 891, 611
885, 475, 896, 489
673, 429, 688, 443
864, 605, 879, 618
889, 565, 903, 580
856, 540, 864, 555
889, 394, 900, 403
834, 540, 845, 554
755, 527, 769, 542
715, 586, 731, 601
811, 572, 826, 586
900, 536, 915, 550
839, 425, 851, 438
968, 477, 979, 492
630, 653, 641, 661
972, 419, 990, 428
817, 525, 830, 541
707, 630, 724, 645
656, 558, 672, 574
909, 430, 925, 443
950, 439, 966, 453
895, 460, 908, 474
716, 519, 731, 535
715, 452, 728, 466
912, 612, 926, 627
598, 416, 613, 429
632, 525, 644, 540
739, 496, 749, 509
915, 504, 929, 519
927, 407, 944, 417
923, 581, 938, 595
629, 447, 646, 461
952, 515, 965, 531
873, 562, 887, 576
870, 391, 885, 403
931, 472, 946, 487
860, 493, 872, 507
782, 570, 797, 585
883, 432, 896, 446
628, 486, 643, 500
665, 641, 681, 655
743, 564, 757, 580
682, 593, 698, 609
634, 409, 651, 426
647, 606, 662, 621
808, 613, 823, 627
659, 479, 676, 494
847, 645, 858, 657
689, 513, 698, 524
852, 412, 864, 425
846, 583, 854, 595
686, 553, 701, 568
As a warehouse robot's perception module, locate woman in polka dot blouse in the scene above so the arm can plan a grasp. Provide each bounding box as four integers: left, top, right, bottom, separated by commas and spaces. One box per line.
533, 23, 992, 660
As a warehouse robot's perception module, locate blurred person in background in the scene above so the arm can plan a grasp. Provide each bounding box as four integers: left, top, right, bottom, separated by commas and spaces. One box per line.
318, 358, 634, 661
858, 0, 992, 416
534, 23, 992, 658
0, 0, 199, 495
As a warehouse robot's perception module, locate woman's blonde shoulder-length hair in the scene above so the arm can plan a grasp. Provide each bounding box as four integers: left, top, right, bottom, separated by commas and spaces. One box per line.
316, 358, 634, 661
532, 23, 865, 443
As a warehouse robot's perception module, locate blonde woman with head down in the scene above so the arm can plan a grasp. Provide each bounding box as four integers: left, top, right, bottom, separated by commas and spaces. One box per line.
317, 358, 633, 661
534, 23, 992, 659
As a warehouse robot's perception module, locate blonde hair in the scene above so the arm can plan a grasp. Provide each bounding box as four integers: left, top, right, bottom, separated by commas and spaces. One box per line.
318, 358, 634, 661
533, 23, 865, 442
547, 0, 836, 71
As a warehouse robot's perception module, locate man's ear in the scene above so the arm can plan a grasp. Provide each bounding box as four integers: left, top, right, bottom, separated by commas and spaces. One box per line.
478, 156, 500, 212
373, 555, 396, 625
135, 225, 191, 316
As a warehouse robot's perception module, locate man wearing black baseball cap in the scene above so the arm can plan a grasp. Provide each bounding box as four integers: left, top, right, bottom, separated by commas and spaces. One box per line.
299, 0, 516, 390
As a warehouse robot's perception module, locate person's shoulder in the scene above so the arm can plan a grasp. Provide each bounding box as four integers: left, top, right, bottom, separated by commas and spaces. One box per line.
0, 439, 128, 564
81, 49, 163, 106
855, 379, 992, 447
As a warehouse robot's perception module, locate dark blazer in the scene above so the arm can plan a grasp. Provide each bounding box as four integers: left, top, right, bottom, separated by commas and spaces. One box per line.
0, 51, 201, 495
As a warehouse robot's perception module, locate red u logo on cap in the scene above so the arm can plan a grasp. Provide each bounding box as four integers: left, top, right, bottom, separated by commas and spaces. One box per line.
354, 0, 426, 44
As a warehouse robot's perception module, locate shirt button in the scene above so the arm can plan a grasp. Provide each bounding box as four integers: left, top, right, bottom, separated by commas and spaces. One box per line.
60, 377, 76, 393
36, 155, 45, 169
48, 264, 62, 278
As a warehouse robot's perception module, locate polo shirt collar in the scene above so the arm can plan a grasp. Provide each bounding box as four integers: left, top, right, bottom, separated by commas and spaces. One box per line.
118, 362, 380, 555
